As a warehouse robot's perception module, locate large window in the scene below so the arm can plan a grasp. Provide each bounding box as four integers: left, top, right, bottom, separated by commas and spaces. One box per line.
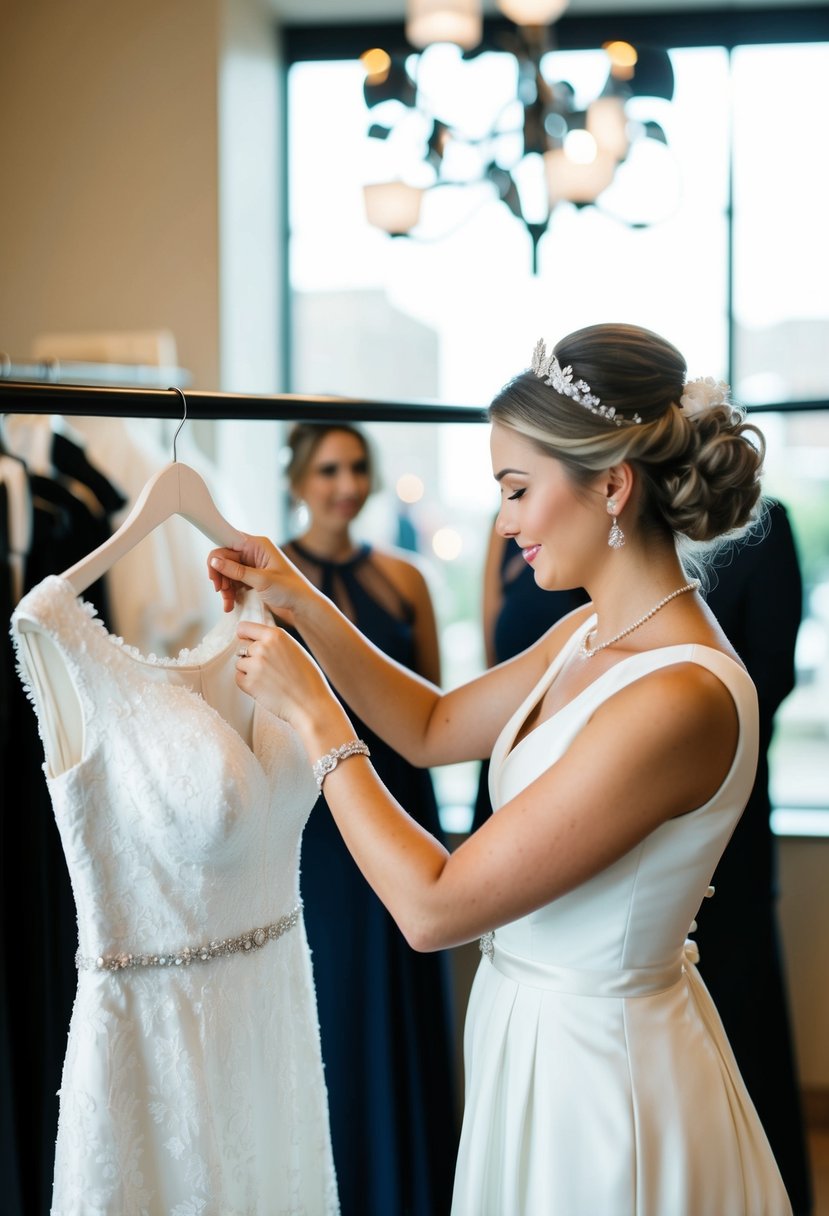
285, 16, 829, 831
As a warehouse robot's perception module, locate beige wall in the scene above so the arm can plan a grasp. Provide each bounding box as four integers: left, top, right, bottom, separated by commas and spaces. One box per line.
1, 0, 223, 387
779, 837, 829, 1089
0, 0, 285, 528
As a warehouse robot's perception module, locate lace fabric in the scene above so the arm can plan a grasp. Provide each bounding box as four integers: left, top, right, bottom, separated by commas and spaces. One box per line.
10, 575, 339, 1215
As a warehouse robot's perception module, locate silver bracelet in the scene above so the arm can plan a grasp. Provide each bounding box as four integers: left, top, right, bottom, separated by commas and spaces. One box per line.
312, 739, 371, 790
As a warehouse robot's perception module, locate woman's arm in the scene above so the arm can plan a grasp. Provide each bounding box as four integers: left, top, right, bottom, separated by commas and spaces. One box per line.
209, 538, 558, 767
233, 620, 741, 953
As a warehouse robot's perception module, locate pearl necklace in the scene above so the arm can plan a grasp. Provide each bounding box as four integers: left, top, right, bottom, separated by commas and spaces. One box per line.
579, 580, 701, 660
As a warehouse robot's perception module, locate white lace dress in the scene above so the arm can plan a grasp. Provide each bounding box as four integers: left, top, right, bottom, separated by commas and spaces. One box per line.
453, 620, 792, 1216
10, 574, 339, 1216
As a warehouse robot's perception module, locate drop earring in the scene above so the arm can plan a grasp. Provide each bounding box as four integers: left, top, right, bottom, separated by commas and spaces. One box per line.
607, 499, 625, 549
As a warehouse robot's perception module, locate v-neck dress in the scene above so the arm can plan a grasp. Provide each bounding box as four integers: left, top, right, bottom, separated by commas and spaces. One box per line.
452, 616, 792, 1216
10, 574, 338, 1216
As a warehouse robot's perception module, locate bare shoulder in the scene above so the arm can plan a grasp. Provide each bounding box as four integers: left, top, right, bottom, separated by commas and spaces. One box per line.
593, 655, 743, 775
371, 544, 433, 598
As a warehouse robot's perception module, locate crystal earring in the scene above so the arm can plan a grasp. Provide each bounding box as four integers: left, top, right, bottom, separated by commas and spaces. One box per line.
607, 499, 625, 549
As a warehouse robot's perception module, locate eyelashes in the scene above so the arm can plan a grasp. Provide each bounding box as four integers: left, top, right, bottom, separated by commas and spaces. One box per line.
507, 488, 526, 501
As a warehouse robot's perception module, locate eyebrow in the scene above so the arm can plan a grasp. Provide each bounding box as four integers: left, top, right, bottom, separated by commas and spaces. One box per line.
494, 467, 529, 482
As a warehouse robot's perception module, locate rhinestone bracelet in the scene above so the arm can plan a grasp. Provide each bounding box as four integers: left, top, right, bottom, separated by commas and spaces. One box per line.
75, 903, 301, 973
312, 739, 371, 790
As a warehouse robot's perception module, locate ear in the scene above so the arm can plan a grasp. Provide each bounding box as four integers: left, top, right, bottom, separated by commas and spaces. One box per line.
600, 463, 635, 514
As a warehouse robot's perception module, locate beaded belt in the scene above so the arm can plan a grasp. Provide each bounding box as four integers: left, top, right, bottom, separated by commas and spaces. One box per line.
75, 903, 302, 973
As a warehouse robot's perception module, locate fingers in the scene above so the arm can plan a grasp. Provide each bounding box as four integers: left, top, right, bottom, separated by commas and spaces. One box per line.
237, 620, 271, 644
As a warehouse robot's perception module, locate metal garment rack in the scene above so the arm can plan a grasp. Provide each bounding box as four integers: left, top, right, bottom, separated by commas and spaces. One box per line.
0, 380, 488, 424
1, 377, 824, 423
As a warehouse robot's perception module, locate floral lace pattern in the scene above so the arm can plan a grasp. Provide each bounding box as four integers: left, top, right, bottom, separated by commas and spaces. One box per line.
11, 576, 339, 1215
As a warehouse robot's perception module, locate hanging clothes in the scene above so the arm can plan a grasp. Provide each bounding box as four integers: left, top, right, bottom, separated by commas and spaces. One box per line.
0, 426, 125, 1216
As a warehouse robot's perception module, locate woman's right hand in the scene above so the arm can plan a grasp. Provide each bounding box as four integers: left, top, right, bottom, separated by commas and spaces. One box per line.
207, 534, 317, 623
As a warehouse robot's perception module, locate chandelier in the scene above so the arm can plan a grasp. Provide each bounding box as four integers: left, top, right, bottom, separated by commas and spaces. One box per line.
360, 0, 675, 272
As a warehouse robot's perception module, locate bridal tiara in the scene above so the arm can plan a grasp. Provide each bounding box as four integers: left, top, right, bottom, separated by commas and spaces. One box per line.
531, 339, 643, 427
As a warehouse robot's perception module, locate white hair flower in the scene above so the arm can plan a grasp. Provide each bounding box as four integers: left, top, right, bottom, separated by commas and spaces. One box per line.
679, 376, 730, 419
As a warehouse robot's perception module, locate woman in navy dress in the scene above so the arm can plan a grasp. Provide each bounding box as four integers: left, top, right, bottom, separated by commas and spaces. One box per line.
281, 422, 458, 1216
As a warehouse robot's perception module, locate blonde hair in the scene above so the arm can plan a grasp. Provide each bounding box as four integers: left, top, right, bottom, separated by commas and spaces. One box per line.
489, 323, 765, 544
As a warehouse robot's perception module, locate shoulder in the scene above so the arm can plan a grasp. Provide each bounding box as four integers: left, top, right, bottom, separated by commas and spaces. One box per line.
371, 544, 434, 599
596, 651, 746, 747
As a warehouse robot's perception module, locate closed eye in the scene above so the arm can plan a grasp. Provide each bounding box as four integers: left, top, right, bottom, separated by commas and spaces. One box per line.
507, 488, 526, 501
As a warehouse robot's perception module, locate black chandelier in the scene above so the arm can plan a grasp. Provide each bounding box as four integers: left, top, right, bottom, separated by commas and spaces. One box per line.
360, 0, 676, 272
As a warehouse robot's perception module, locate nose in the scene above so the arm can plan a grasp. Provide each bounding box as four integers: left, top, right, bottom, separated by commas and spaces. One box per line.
495, 505, 517, 539
337, 469, 363, 495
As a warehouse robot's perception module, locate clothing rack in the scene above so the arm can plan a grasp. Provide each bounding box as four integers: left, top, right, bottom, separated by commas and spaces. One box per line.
1, 378, 824, 423
0, 380, 486, 424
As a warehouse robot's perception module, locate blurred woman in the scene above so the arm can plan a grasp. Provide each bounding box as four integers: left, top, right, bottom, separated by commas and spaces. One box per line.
281, 422, 458, 1216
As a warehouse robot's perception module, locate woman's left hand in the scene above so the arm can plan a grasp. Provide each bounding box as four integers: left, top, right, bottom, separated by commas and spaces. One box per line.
235, 620, 342, 740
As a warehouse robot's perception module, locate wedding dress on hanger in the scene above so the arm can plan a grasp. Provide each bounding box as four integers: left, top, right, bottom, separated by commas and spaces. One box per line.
10, 435, 339, 1214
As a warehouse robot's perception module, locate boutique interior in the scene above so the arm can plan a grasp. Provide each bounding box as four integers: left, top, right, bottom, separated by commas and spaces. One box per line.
2, 2, 828, 1214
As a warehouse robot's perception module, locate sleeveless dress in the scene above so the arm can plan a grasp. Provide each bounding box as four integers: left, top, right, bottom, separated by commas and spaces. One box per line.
454, 615, 793, 1216
10, 574, 338, 1216
283, 540, 459, 1216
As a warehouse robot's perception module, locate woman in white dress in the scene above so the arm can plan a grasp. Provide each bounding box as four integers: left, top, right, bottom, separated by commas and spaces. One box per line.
208, 322, 793, 1216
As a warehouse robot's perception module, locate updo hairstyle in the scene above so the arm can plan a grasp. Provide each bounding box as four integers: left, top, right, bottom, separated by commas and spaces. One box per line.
488, 323, 765, 545
283, 421, 379, 499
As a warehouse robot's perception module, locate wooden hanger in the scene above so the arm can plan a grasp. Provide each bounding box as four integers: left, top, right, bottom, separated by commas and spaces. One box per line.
60, 387, 246, 595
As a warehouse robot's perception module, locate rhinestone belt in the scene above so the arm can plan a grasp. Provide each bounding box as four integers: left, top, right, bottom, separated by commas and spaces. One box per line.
75, 903, 302, 973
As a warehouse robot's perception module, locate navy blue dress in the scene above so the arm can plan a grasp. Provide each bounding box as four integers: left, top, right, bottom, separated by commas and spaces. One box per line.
284, 540, 459, 1216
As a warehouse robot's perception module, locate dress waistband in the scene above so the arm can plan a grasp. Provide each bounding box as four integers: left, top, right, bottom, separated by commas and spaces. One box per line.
76, 904, 302, 973
481, 933, 692, 998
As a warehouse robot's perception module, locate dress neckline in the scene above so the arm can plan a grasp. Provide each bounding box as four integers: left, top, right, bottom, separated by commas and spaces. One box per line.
287, 539, 371, 571
47, 573, 244, 671
504, 617, 749, 764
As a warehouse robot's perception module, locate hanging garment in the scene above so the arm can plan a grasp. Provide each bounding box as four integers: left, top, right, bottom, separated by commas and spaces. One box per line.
453, 617, 792, 1216
1, 445, 123, 1216
10, 575, 338, 1215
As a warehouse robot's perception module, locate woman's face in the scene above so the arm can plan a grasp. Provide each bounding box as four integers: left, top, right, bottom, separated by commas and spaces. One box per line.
490, 423, 602, 590
294, 430, 371, 528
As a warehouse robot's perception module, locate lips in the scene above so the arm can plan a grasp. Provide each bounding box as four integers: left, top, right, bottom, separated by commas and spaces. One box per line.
522, 545, 541, 563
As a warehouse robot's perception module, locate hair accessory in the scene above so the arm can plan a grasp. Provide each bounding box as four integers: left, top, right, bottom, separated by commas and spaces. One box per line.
579, 580, 701, 659
531, 339, 642, 427
312, 739, 371, 790
679, 376, 730, 419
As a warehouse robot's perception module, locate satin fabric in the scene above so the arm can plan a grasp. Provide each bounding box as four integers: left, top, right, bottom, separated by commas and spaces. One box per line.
453, 621, 792, 1216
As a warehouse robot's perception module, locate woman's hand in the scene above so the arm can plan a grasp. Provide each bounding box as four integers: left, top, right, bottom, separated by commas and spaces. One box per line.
207, 534, 317, 623
234, 620, 347, 744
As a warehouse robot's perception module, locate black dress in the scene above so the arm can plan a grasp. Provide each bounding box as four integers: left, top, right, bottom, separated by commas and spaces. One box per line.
284, 539, 459, 1216
694, 500, 813, 1215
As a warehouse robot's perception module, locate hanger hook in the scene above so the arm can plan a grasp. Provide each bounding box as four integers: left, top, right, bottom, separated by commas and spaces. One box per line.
168, 386, 187, 462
